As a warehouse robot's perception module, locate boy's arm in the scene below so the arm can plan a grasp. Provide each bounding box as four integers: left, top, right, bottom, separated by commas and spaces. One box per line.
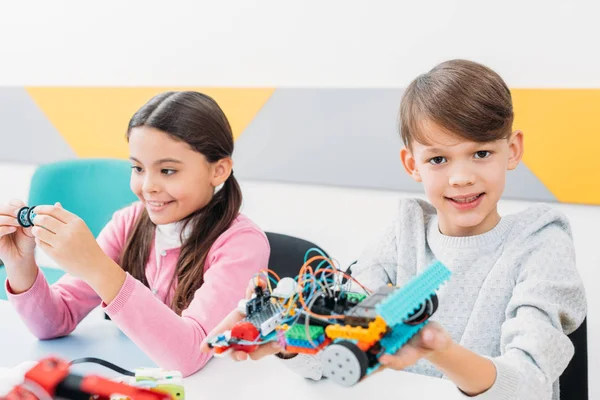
398, 222, 586, 399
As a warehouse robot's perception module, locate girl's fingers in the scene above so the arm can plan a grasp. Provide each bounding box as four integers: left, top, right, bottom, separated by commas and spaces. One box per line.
0, 226, 17, 237
0, 204, 22, 218
248, 342, 282, 360
32, 214, 65, 234
31, 226, 55, 246
0, 215, 22, 227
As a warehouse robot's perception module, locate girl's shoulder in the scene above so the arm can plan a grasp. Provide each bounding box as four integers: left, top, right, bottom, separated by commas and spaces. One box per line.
221, 213, 268, 241
207, 213, 270, 258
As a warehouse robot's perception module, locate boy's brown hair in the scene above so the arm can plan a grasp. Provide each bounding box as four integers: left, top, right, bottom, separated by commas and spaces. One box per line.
399, 59, 514, 148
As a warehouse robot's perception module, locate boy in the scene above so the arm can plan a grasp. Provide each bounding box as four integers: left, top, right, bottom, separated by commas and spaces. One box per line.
202, 60, 586, 400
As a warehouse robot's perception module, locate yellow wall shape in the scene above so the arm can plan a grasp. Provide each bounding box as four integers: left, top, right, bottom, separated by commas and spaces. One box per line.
512, 89, 600, 205
25, 88, 275, 159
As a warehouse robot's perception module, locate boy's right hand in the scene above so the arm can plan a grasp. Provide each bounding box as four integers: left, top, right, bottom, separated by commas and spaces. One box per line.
0, 199, 36, 264
200, 277, 290, 361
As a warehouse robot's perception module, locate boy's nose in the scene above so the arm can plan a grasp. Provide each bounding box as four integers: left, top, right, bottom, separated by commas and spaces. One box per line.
449, 170, 475, 187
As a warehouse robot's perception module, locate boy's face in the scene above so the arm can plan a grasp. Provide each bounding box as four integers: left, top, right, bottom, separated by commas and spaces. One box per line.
401, 120, 523, 236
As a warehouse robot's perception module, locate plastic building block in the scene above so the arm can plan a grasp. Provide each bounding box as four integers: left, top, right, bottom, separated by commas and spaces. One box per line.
285, 338, 332, 355
325, 316, 387, 342
111, 368, 186, 399
376, 261, 451, 326
230, 322, 260, 352
345, 292, 367, 303
285, 324, 324, 341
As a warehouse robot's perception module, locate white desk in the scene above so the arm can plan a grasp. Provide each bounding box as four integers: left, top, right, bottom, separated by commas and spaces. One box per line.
0, 300, 463, 399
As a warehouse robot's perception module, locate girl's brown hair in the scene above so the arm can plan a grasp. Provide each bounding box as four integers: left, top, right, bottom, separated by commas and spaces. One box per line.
400, 59, 514, 148
120, 91, 242, 315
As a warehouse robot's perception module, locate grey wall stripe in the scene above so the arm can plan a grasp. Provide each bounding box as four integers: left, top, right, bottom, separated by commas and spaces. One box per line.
0, 88, 76, 163
234, 88, 557, 202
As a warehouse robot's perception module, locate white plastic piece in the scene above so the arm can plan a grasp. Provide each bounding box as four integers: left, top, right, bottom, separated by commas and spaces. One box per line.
272, 277, 297, 299
260, 313, 283, 335
237, 299, 248, 315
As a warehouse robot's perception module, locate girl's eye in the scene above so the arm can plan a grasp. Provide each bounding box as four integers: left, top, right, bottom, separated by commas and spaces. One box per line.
428, 156, 447, 165
161, 169, 176, 176
132, 166, 143, 173
474, 151, 492, 159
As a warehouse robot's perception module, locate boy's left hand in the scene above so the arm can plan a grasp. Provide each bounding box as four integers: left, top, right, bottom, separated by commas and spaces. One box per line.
30, 203, 107, 280
379, 321, 453, 370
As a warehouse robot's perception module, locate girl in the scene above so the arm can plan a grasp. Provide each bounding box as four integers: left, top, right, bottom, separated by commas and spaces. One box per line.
0, 91, 270, 376
202, 61, 586, 400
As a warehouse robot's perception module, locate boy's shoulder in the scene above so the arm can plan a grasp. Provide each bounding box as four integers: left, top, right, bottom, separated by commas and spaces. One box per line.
392, 197, 437, 224
503, 203, 573, 249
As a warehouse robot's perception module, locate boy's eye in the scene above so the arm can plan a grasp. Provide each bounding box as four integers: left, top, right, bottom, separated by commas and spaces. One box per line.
131, 166, 143, 173
428, 156, 447, 165
161, 169, 176, 176
474, 151, 491, 159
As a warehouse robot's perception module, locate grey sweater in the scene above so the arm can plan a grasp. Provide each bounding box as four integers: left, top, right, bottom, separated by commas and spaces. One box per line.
282, 199, 587, 400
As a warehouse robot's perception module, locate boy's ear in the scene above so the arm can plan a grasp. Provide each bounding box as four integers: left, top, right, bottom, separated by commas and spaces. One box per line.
211, 157, 233, 187
400, 147, 422, 182
507, 130, 524, 171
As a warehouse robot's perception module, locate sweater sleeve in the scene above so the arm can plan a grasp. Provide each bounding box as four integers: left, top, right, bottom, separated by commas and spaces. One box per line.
5, 205, 135, 339
469, 211, 587, 400
103, 227, 270, 377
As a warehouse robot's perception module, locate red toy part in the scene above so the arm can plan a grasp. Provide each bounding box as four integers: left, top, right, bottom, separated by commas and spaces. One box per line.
2, 357, 171, 400
22, 358, 70, 398
230, 321, 261, 353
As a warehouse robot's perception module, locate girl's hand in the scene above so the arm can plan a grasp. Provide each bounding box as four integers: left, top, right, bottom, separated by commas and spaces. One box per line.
30, 203, 107, 281
379, 321, 453, 370
200, 278, 289, 361
0, 199, 36, 264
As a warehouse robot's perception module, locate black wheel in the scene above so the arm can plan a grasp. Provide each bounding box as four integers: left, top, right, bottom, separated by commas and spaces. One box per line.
405, 294, 439, 326
321, 341, 369, 386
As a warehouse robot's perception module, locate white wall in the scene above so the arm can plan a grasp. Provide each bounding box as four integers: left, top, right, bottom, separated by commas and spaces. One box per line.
0, 0, 599, 87
2, 164, 599, 397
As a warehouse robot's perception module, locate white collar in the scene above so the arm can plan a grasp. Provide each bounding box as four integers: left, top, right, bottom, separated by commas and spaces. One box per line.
155, 220, 193, 252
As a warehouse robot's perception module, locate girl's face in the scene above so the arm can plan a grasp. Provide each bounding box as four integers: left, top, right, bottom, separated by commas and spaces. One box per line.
128, 127, 219, 225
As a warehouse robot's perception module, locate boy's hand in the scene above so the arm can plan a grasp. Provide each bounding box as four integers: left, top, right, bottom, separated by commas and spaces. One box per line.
200, 277, 289, 361
379, 321, 453, 370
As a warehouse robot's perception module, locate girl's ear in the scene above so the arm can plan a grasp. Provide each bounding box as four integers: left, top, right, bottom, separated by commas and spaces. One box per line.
211, 157, 233, 188
507, 130, 524, 171
400, 147, 422, 182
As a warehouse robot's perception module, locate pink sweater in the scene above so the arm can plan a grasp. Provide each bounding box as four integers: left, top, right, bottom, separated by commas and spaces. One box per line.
6, 202, 270, 376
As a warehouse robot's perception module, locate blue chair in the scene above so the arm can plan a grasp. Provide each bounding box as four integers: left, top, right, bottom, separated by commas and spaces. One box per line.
0, 158, 137, 300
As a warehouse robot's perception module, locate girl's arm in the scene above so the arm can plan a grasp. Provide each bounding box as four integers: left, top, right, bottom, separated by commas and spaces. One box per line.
103, 226, 269, 377
6, 204, 136, 339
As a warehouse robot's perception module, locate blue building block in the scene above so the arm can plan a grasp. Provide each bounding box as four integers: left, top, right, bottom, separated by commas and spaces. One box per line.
366, 321, 428, 375
375, 261, 451, 327
286, 334, 326, 348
